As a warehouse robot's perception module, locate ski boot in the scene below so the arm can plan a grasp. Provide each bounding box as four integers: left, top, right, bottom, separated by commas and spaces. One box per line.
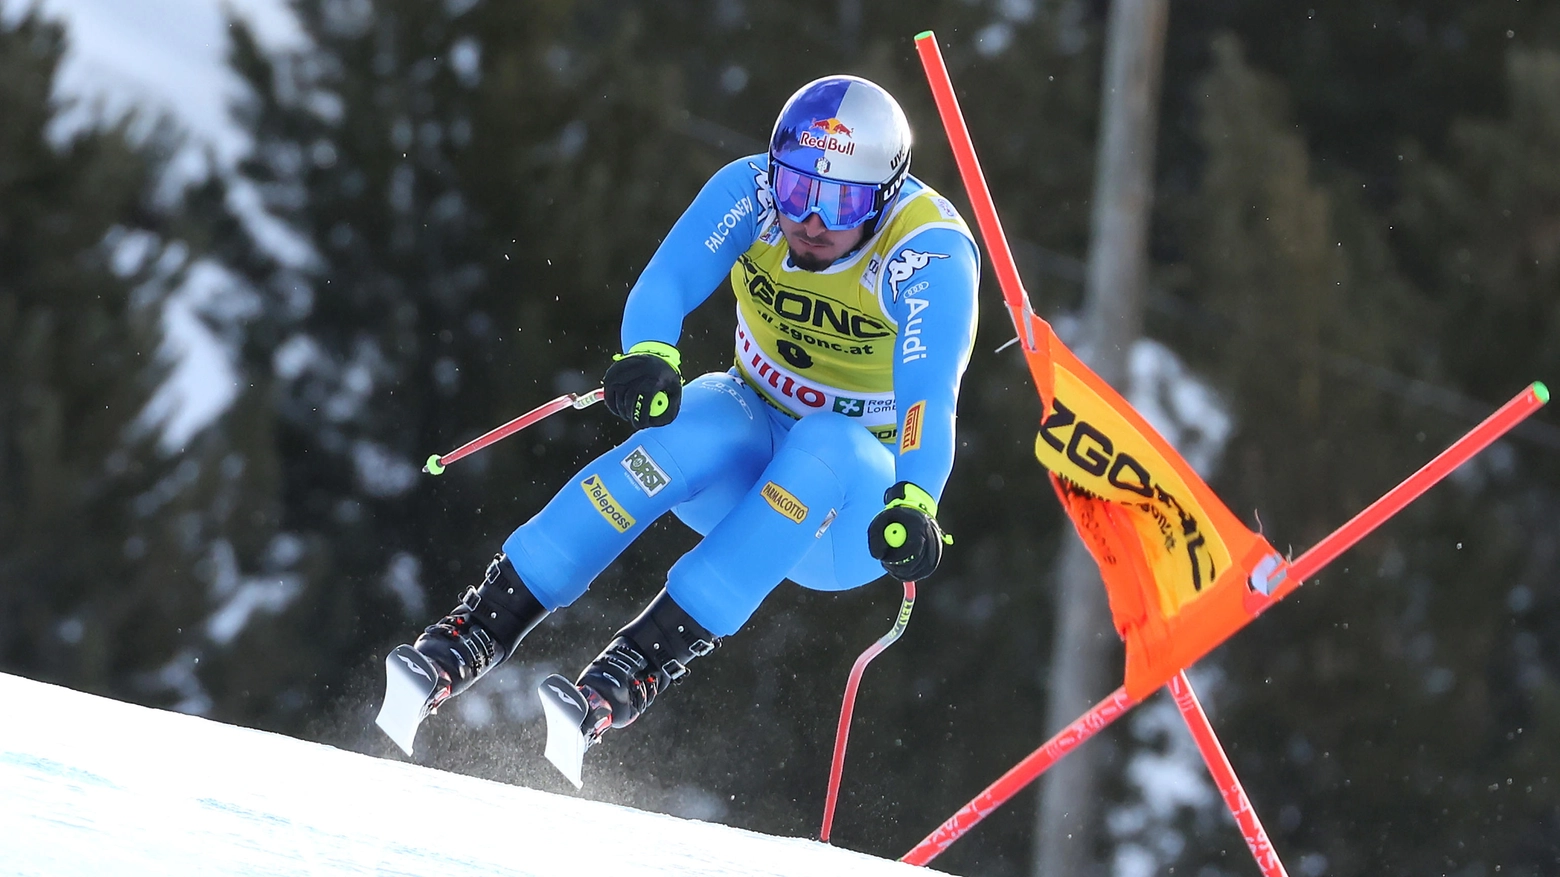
539, 588, 718, 787
375, 554, 548, 755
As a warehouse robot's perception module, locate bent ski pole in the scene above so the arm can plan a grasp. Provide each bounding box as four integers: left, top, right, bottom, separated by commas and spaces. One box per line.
819, 580, 916, 843
901, 381, 1549, 866
424, 387, 605, 475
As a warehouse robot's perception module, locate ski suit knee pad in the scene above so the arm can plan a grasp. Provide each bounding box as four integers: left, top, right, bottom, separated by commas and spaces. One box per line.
577, 589, 719, 729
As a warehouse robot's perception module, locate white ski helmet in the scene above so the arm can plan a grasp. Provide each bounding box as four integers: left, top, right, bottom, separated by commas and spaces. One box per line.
768, 75, 912, 237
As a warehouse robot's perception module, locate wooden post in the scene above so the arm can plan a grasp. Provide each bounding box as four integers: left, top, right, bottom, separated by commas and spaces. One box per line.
1034, 2, 1169, 875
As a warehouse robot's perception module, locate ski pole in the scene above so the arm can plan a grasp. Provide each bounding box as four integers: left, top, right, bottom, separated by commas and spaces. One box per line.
423, 387, 605, 475
819, 579, 916, 843
901, 381, 1549, 866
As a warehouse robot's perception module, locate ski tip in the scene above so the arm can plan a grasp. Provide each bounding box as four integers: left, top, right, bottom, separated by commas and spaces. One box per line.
375, 646, 441, 756
1534, 381, 1550, 404
914, 30, 934, 42
538, 674, 590, 789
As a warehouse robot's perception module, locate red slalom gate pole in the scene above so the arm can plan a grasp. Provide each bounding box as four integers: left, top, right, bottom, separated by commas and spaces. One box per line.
912, 31, 1038, 342
1271, 381, 1550, 598
820, 581, 916, 843
900, 685, 1136, 865
902, 383, 1550, 865
908, 24, 1553, 867
422, 387, 605, 475
1169, 672, 1289, 877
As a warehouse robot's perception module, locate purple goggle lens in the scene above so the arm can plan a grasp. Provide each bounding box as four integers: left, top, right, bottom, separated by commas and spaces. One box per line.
771, 164, 880, 231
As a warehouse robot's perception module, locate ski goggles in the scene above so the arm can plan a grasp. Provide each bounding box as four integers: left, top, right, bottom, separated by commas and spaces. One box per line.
770, 163, 881, 231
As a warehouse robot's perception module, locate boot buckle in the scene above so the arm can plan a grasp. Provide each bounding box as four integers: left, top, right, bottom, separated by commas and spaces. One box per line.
661, 658, 688, 681
663, 638, 714, 679
459, 585, 482, 612
467, 624, 498, 666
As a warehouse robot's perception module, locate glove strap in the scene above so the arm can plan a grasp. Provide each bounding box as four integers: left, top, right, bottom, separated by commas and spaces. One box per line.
883, 481, 938, 517
614, 340, 681, 373
881, 481, 955, 547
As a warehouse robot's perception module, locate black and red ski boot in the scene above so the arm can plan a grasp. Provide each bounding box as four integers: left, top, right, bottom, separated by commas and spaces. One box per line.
539, 589, 717, 787
376, 554, 548, 755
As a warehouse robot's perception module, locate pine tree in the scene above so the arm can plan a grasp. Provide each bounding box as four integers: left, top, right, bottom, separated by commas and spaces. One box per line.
1169, 33, 1560, 876
208, 0, 725, 750
0, 12, 252, 710
1381, 44, 1560, 875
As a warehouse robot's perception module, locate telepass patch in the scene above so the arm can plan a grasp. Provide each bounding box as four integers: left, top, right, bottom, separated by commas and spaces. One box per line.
581, 474, 635, 532
899, 400, 926, 453
621, 446, 670, 497
760, 481, 809, 523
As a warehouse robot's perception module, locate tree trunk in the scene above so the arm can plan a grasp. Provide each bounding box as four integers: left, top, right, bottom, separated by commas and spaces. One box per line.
1032, 1, 1168, 875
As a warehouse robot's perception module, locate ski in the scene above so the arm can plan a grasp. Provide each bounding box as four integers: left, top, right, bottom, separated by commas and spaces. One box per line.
538, 673, 603, 789
375, 645, 448, 756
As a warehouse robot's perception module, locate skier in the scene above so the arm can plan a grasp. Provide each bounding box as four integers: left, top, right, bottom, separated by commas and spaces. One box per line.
375, 74, 980, 786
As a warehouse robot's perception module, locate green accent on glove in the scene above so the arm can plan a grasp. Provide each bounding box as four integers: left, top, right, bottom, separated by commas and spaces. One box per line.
885, 522, 908, 549
630, 340, 680, 418
615, 340, 682, 372
425, 454, 445, 476
885, 482, 938, 517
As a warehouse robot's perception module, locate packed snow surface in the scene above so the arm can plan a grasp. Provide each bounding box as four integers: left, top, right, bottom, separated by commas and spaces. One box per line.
0, 673, 945, 876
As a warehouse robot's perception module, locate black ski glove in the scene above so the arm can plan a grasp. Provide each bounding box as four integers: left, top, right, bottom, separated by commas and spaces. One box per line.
867, 481, 953, 583
603, 341, 682, 429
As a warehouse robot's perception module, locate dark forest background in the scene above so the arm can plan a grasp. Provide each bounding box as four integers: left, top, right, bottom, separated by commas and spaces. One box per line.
2, 1, 1558, 875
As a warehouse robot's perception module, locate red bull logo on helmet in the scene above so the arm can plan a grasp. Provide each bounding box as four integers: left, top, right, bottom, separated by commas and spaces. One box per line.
797, 117, 856, 156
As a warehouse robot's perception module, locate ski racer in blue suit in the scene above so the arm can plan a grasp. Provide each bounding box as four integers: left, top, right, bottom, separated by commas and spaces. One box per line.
377, 75, 980, 778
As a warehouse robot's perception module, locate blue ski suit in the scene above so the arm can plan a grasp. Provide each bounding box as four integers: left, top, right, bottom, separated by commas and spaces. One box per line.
502, 156, 979, 637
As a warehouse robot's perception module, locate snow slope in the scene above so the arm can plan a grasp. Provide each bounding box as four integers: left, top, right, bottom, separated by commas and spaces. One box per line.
0, 673, 946, 876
